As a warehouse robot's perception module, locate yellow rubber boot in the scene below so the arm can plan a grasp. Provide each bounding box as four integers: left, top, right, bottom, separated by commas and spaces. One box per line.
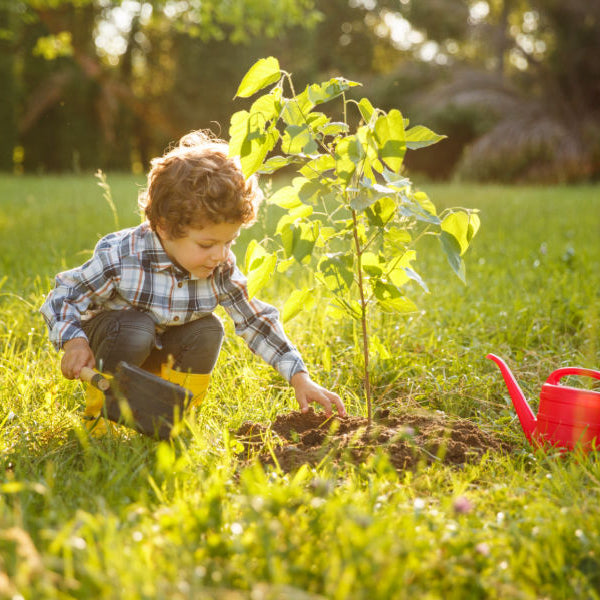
160, 364, 210, 408
82, 372, 116, 437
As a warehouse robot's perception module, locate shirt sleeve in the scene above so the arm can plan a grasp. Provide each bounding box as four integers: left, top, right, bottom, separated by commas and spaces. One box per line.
40, 237, 121, 350
215, 253, 307, 382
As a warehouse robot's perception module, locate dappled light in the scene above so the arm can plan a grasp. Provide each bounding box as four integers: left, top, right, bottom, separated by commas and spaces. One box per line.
1, 1, 598, 181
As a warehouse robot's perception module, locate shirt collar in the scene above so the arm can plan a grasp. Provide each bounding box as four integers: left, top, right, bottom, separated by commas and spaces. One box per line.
141, 222, 229, 281
137, 223, 188, 279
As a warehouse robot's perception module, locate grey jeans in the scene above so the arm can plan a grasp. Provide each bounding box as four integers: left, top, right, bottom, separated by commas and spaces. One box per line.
82, 310, 224, 375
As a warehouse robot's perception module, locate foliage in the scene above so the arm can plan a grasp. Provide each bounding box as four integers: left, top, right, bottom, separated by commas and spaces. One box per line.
1, 0, 320, 173
1, 175, 600, 597
229, 57, 479, 420
4, 1, 600, 181
392, 0, 600, 182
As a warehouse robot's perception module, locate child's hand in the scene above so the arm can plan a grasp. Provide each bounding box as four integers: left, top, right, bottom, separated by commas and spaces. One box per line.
61, 337, 95, 379
290, 372, 346, 418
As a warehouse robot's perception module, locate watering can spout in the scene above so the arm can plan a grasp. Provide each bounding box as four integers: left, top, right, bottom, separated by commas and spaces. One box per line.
486, 353, 537, 442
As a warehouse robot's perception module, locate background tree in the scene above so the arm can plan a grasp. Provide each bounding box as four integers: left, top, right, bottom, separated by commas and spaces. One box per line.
381, 0, 600, 182
5, 0, 320, 173
0, 4, 18, 170
2, 0, 599, 181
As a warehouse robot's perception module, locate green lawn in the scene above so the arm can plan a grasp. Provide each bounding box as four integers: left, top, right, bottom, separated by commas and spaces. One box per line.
1, 174, 599, 598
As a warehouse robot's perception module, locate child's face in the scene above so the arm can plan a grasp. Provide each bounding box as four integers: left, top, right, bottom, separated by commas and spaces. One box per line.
157, 221, 242, 278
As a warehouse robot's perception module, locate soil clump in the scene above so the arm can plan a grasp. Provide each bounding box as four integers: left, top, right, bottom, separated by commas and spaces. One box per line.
235, 406, 509, 473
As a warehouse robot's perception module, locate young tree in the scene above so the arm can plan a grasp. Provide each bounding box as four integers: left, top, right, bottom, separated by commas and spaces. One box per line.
230, 58, 479, 422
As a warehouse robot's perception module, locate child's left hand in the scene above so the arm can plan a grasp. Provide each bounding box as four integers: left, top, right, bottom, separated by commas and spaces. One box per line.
290, 371, 346, 418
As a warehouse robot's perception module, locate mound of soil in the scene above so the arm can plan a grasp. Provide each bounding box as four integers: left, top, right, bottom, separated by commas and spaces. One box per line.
235, 407, 508, 473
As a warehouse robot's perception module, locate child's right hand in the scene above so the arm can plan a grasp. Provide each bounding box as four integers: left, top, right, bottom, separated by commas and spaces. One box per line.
61, 337, 95, 379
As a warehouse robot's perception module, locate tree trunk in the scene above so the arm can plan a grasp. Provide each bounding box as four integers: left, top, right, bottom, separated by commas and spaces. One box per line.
0, 7, 17, 171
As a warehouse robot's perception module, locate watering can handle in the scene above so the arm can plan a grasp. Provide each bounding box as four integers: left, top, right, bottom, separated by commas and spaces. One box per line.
546, 367, 600, 386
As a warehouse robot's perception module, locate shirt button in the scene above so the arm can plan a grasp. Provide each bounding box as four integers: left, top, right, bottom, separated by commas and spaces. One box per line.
174, 316, 180, 321
177, 281, 183, 288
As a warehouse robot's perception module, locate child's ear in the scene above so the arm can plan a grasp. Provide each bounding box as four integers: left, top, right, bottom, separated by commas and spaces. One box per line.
156, 220, 170, 240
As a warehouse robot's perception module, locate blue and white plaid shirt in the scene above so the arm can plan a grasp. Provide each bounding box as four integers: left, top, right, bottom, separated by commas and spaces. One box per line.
40, 222, 307, 382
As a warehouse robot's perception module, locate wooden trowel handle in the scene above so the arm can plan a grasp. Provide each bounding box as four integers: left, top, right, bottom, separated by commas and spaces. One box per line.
80, 367, 111, 391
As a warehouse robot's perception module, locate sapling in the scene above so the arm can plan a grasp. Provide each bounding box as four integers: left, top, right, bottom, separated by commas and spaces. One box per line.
229, 57, 479, 424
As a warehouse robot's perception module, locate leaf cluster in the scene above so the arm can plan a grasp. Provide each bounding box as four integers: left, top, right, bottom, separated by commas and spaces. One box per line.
230, 57, 479, 326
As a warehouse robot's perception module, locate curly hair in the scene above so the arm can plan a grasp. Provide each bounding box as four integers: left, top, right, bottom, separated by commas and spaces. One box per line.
139, 130, 261, 239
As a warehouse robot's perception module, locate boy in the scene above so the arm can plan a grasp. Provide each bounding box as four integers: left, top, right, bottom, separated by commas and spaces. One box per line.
41, 130, 346, 421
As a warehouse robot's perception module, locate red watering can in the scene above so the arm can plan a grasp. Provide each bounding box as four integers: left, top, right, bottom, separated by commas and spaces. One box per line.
486, 354, 600, 451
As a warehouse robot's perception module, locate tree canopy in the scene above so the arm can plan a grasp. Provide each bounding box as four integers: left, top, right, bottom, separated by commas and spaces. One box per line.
1, 0, 599, 182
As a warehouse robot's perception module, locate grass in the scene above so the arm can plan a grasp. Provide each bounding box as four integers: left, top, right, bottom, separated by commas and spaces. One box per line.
0, 173, 599, 598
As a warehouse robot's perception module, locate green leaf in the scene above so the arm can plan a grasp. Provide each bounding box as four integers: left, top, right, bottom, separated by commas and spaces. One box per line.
295, 222, 319, 263
280, 88, 316, 126
296, 178, 323, 205
467, 212, 481, 243
362, 252, 383, 276
440, 231, 466, 284
326, 296, 362, 320
278, 222, 319, 263
249, 89, 282, 123
328, 296, 362, 321
242, 129, 279, 178
405, 125, 446, 149
350, 188, 377, 212
282, 288, 316, 322
307, 77, 361, 106
398, 196, 441, 225
358, 97, 376, 123
282, 124, 314, 155
386, 227, 412, 249
247, 253, 277, 298
279, 223, 295, 257
319, 122, 349, 137
334, 135, 364, 183
388, 250, 417, 288
228, 110, 279, 178
366, 196, 396, 227
276, 256, 295, 273
375, 295, 418, 314
268, 185, 302, 209
403, 267, 429, 293
228, 110, 251, 158
288, 203, 314, 222
259, 155, 301, 175
306, 112, 329, 133
374, 109, 406, 172
299, 154, 336, 179
441, 211, 479, 255
413, 190, 437, 216
351, 177, 397, 212
244, 239, 269, 273
316, 226, 339, 248
382, 168, 410, 189
373, 280, 417, 313
317, 254, 354, 294
235, 57, 281, 98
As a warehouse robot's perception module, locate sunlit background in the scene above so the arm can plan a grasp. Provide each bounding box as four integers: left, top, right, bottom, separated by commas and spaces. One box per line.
1, 0, 599, 182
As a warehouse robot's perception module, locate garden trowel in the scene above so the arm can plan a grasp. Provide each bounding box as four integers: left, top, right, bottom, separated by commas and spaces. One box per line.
80, 361, 191, 440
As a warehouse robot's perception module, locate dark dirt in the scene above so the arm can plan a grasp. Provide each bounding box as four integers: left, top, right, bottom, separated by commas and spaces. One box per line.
235, 406, 509, 473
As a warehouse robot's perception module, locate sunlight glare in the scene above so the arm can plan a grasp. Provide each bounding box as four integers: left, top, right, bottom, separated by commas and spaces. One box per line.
95, 1, 153, 60
469, 1, 490, 22
383, 11, 424, 50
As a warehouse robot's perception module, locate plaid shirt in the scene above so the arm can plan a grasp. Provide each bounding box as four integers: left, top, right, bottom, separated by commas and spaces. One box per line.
40, 222, 306, 382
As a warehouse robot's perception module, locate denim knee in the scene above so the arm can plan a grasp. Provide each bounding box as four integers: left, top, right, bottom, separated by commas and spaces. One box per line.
158, 314, 224, 373
83, 310, 157, 372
